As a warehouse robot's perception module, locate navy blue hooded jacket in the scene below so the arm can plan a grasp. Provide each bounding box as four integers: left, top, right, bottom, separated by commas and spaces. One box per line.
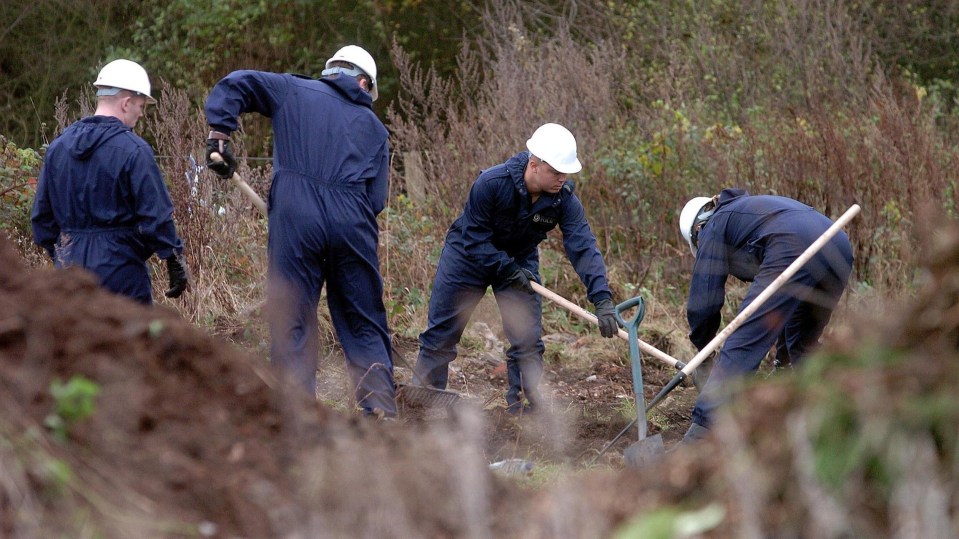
204, 71, 389, 214
31, 115, 182, 302
445, 151, 611, 304
687, 188, 852, 349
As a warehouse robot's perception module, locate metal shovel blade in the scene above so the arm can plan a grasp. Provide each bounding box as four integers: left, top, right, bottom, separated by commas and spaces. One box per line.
624, 433, 665, 468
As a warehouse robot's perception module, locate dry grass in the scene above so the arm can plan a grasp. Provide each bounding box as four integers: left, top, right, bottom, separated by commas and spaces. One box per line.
13, 0, 959, 346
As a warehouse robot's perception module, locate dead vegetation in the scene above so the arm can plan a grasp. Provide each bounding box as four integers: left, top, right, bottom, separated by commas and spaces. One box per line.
2, 1, 959, 537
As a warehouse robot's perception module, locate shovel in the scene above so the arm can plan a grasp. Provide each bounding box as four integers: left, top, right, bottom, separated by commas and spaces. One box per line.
590, 203, 861, 464
530, 282, 687, 371
615, 296, 665, 467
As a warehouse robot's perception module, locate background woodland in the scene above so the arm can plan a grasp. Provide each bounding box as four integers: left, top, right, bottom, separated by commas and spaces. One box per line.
3, 0, 959, 330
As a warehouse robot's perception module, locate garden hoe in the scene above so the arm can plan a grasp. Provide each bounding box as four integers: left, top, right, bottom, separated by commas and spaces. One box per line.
590, 203, 861, 464
615, 296, 665, 468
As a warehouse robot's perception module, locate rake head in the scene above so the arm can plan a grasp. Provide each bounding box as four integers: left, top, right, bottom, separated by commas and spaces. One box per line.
396, 384, 462, 411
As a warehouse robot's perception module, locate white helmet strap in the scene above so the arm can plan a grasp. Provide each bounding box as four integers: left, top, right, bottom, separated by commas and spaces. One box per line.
689, 198, 718, 248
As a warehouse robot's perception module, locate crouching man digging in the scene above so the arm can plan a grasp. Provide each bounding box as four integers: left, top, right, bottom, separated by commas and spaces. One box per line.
414, 123, 618, 415
678, 189, 854, 442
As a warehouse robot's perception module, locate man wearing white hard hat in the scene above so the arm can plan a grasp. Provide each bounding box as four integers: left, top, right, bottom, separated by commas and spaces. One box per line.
677, 189, 854, 442
203, 45, 397, 418
414, 123, 618, 415
32, 58, 188, 305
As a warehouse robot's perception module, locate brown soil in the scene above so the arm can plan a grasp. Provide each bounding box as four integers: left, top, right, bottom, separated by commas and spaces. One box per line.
0, 230, 712, 538
3, 226, 957, 538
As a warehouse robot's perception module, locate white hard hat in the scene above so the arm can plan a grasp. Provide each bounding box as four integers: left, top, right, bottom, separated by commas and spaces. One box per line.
325, 45, 378, 101
526, 123, 582, 174
93, 59, 155, 104
679, 196, 716, 255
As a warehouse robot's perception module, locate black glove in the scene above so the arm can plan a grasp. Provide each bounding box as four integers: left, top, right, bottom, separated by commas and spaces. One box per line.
593, 298, 618, 338
205, 130, 237, 179
164, 254, 189, 299
503, 264, 537, 295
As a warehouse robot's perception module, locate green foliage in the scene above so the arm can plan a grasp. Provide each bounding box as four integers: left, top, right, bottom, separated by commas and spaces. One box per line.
612, 503, 726, 539
0, 135, 42, 237
792, 342, 959, 517
44, 376, 101, 442
5, 0, 959, 339
380, 193, 448, 330
0, 1, 146, 146
148, 319, 166, 338
38, 457, 76, 497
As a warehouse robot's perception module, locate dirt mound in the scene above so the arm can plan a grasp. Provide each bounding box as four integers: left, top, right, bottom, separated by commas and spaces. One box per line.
0, 238, 520, 537
3, 222, 959, 538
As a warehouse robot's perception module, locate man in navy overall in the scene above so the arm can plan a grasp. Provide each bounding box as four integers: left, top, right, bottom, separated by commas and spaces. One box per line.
414, 123, 618, 414
203, 45, 396, 417
678, 189, 854, 441
32, 59, 188, 305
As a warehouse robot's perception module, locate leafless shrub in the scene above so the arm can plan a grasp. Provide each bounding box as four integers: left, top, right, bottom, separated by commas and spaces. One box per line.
147, 81, 268, 325
387, 0, 627, 306
51, 85, 94, 139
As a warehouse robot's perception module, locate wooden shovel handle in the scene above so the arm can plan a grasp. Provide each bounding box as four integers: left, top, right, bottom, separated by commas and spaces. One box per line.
209, 152, 268, 217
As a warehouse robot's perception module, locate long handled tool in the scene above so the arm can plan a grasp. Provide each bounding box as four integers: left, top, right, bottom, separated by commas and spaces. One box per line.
615, 296, 665, 467
590, 203, 861, 464
209, 152, 268, 216
390, 345, 464, 410
531, 282, 687, 371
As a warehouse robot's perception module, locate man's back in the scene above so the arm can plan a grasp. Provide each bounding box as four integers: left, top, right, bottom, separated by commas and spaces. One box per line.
205, 72, 389, 213
35, 117, 151, 231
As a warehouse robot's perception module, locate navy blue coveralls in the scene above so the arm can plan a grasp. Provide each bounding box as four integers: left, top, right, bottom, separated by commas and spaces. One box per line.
204, 71, 395, 416
31, 116, 183, 305
688, 188, 854, 428
415, 151, 612, 408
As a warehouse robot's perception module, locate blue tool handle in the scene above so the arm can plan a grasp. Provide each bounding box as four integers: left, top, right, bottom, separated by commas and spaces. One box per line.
614, 296, 645, 328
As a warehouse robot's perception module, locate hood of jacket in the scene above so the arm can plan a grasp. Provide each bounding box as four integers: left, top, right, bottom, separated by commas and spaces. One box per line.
66, 116, 131, 160
319, 74, 373, 108
716, 187, 750, 209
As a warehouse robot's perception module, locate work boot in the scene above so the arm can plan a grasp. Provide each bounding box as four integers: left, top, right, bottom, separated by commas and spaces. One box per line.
681, 422, 710, 444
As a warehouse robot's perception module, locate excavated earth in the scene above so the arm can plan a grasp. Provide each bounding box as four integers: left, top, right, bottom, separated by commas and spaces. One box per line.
2, 223, 958, 537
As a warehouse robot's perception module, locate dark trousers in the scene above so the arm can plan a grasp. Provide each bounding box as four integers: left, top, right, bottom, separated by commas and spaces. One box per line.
691, 244, 853, 428
267, 178, 396, 416
415, 245, 544, 406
